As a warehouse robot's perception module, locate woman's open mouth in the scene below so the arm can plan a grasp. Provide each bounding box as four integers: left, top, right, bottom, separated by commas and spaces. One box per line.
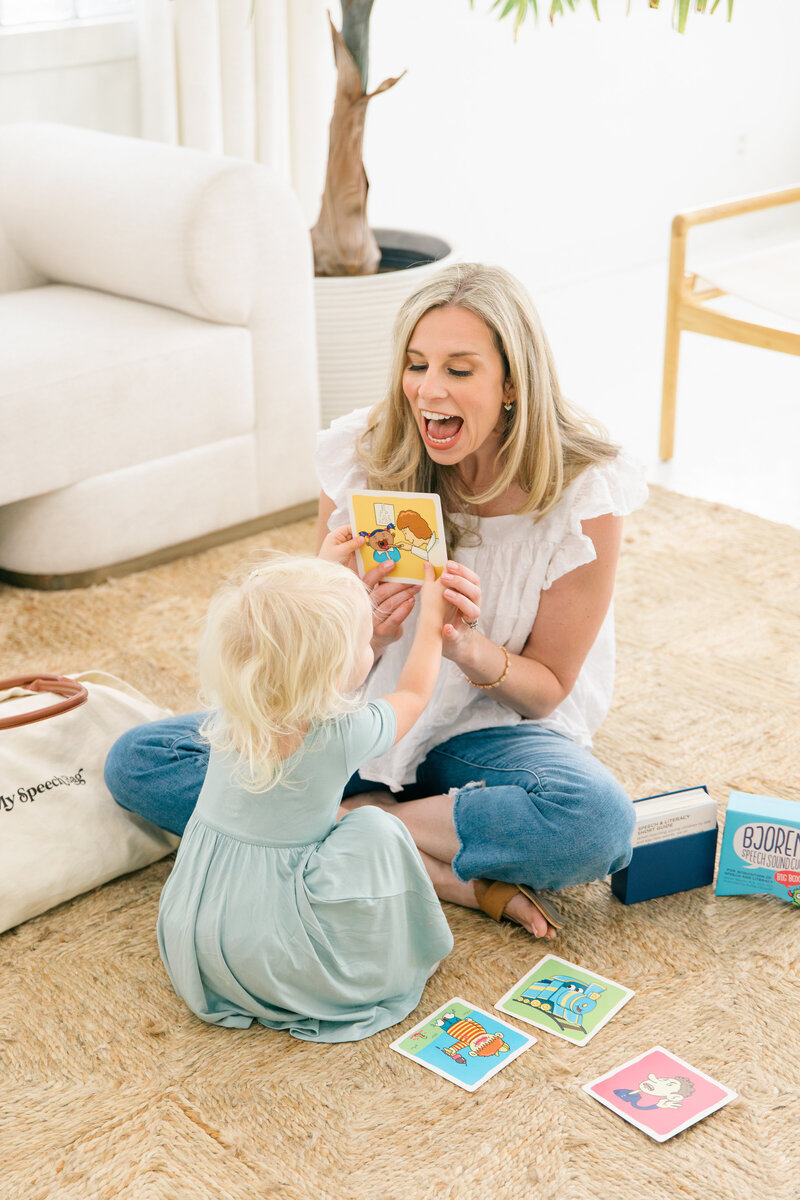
421, 409, 463, 448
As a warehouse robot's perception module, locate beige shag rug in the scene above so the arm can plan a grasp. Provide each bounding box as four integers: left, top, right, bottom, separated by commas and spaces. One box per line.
1, 485, 798, 1200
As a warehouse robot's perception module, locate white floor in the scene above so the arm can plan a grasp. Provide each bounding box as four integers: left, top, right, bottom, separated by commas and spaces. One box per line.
529, 259, 800, 530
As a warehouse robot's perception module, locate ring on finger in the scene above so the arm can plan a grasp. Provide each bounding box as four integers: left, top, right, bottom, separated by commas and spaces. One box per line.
463, 618, 479, 631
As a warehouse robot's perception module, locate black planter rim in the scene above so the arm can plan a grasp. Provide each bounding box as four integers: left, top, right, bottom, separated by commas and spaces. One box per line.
372, 228, 452, 273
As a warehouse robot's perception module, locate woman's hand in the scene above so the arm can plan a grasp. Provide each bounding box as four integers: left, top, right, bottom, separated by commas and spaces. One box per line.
440, 560, 482, 662
363, 560, 420, 654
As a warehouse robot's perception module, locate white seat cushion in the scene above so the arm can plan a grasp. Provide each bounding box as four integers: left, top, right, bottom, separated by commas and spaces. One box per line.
698, 241, 800, 324
0, 285, 253, 506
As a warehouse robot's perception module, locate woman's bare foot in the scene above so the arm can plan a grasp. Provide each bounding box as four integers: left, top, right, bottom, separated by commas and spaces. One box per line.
415, 853, 557, 940
343, 791, 558, 940
340, 790, 399, 812
500, 889, 557, 939
472, 878, 558, 939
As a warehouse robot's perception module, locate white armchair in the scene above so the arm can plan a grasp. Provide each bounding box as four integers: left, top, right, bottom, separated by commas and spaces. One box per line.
0, 122, 320, 588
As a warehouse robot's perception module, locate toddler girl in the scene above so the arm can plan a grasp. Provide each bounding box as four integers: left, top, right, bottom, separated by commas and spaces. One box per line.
157, 529, 453, 1043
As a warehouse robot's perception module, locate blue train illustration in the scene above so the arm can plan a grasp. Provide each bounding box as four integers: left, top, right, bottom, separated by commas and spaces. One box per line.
518, 975, 606, 1031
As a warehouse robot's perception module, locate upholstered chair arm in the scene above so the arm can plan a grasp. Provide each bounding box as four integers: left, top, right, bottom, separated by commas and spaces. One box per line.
0, 122, 320, 514
0, 122, 312, 327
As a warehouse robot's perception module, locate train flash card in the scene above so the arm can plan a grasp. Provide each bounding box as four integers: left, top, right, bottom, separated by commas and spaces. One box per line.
347, 489, 447, 584
494, 955, 634, 1046
583, 1046, 737, 1142
389, 998, 536, 1092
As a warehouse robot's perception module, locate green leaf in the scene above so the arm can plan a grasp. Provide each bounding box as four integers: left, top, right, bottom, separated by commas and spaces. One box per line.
494, 0, 520, 19
481, 0, 733, 32
490, 0, 540, 22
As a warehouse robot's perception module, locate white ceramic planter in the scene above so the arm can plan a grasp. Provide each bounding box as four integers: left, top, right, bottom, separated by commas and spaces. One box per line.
314, 229, 456, 427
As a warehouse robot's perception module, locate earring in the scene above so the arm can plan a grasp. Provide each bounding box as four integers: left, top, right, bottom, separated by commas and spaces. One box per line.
503, 401, 514, 412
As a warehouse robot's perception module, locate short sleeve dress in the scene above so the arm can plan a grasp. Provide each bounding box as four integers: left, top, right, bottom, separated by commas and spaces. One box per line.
157, 700, 454, 1043
316, 408, 649, 792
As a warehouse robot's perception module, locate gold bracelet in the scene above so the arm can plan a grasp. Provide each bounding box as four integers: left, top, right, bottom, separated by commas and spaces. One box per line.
463, 646, 510, 690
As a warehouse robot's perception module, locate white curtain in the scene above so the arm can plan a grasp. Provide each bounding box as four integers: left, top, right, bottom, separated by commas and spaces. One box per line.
135, 0, 331, 222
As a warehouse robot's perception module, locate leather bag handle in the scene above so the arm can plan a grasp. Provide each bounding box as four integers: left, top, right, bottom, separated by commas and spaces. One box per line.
0, 675, 89, 731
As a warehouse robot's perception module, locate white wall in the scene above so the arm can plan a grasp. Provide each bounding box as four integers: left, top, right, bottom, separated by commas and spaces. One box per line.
0, 17, 138, 135
2, 0, 798, 290
343, 0, 800, 288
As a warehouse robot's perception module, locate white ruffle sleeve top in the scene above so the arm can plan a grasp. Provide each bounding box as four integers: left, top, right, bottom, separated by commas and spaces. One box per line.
316, 407, 648, 792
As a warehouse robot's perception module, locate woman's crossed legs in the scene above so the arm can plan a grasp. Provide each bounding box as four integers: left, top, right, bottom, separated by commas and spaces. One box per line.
105, 717, 634, 940
347, 724, 635, 938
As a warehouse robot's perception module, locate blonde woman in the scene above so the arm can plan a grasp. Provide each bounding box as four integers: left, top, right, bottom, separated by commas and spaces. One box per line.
156, 536, 453, 1043
106, 263, 646, 942
316, 263, 648, 938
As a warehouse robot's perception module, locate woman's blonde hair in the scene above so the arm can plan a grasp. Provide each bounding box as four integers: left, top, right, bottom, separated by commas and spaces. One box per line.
198, 555, 370, 792
358, 262, 618, 550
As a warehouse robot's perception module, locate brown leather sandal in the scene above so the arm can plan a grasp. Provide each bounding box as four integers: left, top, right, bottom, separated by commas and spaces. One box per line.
473, 878, 563, 934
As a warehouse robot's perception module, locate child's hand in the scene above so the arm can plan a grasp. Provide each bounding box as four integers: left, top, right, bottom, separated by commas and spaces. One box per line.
418, 562, 448, 629
363, 560, 420, 651
318, 525, 365, 567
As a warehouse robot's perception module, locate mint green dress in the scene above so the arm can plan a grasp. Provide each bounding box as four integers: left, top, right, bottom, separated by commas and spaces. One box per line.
157, 700, 453, 1043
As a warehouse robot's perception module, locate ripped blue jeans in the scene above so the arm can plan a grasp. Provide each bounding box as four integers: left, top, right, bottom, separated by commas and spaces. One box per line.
105, 715, 634, 891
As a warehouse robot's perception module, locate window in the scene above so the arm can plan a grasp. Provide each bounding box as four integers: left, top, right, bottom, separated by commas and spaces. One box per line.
0, 0, 134, 26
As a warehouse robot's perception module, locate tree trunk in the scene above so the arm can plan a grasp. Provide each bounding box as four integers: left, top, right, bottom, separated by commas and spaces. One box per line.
340, 0, 374, 90
310, 15, 403, 277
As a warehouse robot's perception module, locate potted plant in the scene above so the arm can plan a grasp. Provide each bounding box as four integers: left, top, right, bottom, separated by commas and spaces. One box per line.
313, 0, 733, 424
312, 3, 457, 424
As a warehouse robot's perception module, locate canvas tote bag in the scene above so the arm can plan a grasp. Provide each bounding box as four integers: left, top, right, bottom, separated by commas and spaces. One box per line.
0, 671, 180, 934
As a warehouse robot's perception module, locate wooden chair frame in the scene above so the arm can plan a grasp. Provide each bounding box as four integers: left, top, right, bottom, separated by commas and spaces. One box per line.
660, 185, 800, 460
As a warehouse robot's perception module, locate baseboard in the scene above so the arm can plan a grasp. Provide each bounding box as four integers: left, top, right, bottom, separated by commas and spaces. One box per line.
0, 500, 319, 592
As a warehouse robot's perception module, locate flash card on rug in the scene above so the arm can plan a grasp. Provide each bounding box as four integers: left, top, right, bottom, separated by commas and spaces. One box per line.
389, 998, 535, 1092
583, 1046, 737, 1142
494, 955, 634, 1045
347, 489, 447, 584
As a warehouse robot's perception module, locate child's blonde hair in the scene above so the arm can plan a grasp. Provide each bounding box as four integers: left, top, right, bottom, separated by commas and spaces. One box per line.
198, 555, 370, 792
